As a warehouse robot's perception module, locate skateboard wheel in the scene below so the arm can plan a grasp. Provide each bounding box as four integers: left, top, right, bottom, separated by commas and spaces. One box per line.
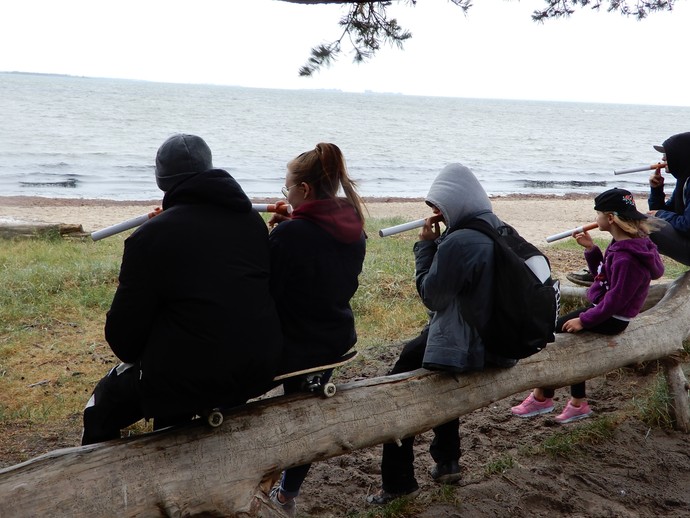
323, 383, 337, 398
207, 411, 223, 427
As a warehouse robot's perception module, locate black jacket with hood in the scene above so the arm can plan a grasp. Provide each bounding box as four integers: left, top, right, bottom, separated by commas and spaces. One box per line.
269, 198, 365, 374
648, 131, 690, 234
105, 143, 282, 418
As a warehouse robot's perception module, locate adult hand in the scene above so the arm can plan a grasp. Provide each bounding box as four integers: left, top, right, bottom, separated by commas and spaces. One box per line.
418, 216, 441, 241
268, 200, 291, 228
649, 170, 664, 189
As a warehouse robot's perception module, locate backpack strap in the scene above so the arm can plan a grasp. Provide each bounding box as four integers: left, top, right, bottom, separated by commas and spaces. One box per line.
451, 218, 548, 265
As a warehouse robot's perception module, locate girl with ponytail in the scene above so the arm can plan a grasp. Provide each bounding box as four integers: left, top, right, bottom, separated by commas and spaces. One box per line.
267, 143, 366, 514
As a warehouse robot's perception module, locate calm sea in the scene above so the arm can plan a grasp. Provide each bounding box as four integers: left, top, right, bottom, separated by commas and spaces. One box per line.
1, 72, 688, 201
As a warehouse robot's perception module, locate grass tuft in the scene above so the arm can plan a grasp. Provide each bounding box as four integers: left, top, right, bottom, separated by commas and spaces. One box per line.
632, 370, 675, 430
538, 415, 618, 458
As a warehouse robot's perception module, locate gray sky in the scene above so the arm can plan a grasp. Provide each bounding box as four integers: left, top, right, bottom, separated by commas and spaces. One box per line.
2, 0, 689, 106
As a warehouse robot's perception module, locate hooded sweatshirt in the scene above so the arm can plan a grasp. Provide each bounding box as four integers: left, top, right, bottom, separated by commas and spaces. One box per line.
580, 237, 664, 328
269, 197, 366, 374
105, 163, 283, 417
415, 164, 504, 372
649, 132, 690, 234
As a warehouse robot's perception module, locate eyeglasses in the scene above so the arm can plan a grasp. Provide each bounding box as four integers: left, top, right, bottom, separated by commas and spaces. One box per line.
281, 184, 299, 198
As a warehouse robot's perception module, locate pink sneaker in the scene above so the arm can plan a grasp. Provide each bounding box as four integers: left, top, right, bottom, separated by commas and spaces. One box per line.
511, 393, 554, 417
555, 400, 592, 424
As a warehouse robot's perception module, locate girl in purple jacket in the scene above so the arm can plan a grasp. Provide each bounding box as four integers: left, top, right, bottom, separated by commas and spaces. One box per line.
512, 188, 664, 424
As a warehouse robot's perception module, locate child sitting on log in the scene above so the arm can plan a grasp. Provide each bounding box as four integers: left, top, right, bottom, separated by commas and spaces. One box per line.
511, 188, 664, 423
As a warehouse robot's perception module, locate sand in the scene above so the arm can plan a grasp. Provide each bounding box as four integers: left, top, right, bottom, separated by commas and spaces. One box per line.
0, 194, 596, 246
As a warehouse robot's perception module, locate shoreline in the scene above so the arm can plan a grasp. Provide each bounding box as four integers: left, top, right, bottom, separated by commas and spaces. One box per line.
0, 192, 596, 206
0, 193, 602, 246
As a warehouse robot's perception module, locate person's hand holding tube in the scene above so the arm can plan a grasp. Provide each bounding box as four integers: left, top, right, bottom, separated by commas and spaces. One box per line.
418, 214, 442, 241
268, 200, 292, 228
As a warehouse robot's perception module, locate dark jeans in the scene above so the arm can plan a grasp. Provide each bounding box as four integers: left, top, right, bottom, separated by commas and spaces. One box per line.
380, 327, 460, 493
650, 219, 690, 266
81, 363, 193, 445
541, 307, 628, 399
278, 370, 334, 497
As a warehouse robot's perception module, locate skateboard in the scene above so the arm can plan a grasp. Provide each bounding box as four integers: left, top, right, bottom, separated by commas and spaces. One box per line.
273, 350, 358, 398
203, 350, 358, 428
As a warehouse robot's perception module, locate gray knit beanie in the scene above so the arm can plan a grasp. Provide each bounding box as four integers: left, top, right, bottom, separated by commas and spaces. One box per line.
155, 134, 213, 192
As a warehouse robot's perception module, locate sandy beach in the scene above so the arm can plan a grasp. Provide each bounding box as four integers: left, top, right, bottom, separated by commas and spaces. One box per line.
0, 194, 596, 247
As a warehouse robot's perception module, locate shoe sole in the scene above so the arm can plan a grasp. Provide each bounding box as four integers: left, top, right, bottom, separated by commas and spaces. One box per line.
511, 406, 554, 418
556, 412, 592, 424
565, 274, 593, 287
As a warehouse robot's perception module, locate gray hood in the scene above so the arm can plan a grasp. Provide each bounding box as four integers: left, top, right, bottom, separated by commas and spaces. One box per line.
425, 164, 492, 228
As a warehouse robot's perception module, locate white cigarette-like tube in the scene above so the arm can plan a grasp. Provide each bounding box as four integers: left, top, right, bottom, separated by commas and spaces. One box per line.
378, 214, 443, 238
91, 208, 162, 241
252, 203, 292, 215
378, 218, 427, 237
91, 203, 292, 241
546, 222, 598, 243
614, 162, 666, 175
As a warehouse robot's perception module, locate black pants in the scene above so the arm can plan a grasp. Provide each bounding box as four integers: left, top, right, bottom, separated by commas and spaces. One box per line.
541, 306, 628, 399
81, 363, 193, 445
279, 370, 334, 497
380, 327, 460, 493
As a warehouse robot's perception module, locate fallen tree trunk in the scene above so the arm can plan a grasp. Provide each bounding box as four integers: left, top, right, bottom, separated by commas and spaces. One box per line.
0, 222, 85, 239
2, 274, 689, 517
561, 281, 670, 312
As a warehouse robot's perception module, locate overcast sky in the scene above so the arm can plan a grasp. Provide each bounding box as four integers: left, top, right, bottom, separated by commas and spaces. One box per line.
2, 0, 689, 106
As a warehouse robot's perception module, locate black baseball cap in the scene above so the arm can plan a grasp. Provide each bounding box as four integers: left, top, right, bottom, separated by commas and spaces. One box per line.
594, 188, 646, 220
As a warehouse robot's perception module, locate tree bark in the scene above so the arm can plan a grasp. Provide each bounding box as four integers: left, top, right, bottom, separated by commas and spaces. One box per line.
560, 281, 669, 313
662, 356, 690, 433
1, 274, 689, 517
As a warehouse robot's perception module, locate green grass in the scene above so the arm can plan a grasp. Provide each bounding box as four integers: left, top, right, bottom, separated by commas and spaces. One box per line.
0, 219, 429, 429
537, 415, 618, 458
484, 453, 515, 475
632, 370, 675, 430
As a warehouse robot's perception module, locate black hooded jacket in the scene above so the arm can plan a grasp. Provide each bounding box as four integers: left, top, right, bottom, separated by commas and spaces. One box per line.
649, 132, 690, 234
105, 169, 283, 417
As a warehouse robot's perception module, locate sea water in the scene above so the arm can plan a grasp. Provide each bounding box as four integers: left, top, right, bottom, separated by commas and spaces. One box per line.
1, 72, 688, 201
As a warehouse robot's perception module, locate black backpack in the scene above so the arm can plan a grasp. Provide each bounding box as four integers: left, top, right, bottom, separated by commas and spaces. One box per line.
454, 219, 559, 360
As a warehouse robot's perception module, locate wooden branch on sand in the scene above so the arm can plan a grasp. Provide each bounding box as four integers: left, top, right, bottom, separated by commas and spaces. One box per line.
1, 275, 689, 517
0, 222, 85, 239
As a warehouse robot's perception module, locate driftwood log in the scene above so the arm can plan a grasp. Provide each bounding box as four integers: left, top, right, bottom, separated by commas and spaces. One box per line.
1, 275, 689, 517
561, 281, 670, 313
0, 222, 86, 239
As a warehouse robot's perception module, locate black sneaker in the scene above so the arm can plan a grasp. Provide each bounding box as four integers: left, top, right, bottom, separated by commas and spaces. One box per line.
431, 460, 461, 484
365, 486, 420, 505
566, 268, 594, 287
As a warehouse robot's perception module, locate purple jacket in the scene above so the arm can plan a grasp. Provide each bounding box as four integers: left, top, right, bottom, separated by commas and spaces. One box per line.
580, 237, 664, 328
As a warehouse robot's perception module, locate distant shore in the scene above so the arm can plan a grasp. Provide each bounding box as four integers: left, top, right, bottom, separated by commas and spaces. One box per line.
0, 194, 599, 245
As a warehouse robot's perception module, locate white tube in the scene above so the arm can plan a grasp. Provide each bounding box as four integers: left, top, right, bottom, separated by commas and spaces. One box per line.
378, 218, 426, 237
91, 210, 160, 241
91, 204, 292, 241
546, 222, 598, 243
614, 163, 666, 175
252, 203, 292, 215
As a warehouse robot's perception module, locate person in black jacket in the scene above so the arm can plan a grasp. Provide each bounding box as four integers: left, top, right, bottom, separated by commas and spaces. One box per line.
266, 143, 366, 517
81, 134, 283, 445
